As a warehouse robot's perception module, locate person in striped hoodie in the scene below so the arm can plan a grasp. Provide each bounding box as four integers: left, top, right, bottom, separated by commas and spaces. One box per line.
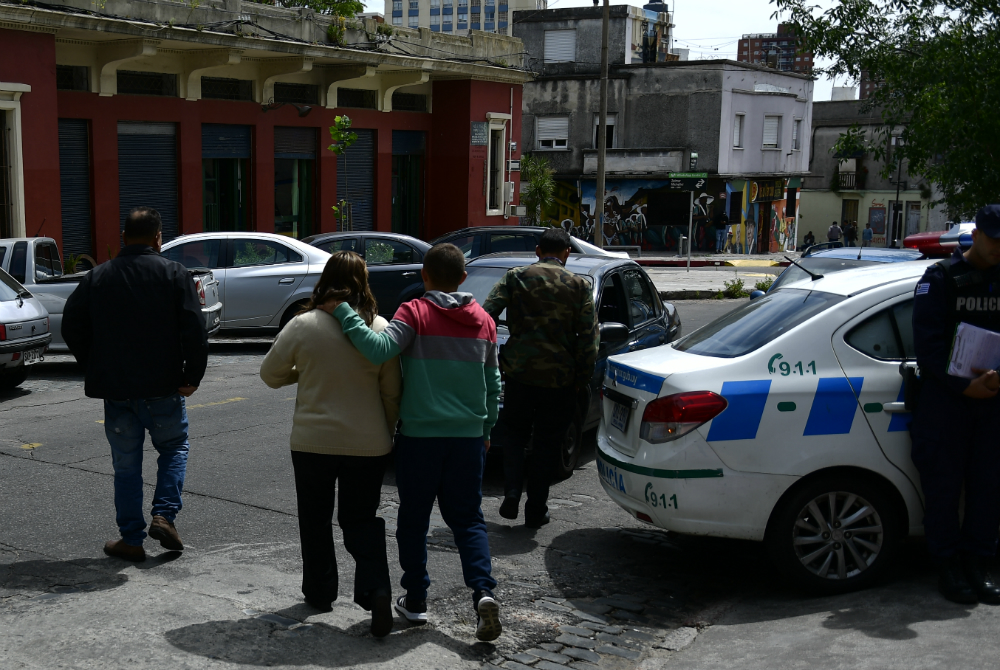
322, 242, 503, 642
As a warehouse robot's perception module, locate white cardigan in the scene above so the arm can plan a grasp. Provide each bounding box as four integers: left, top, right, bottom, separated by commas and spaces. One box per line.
260, 308, 402, 456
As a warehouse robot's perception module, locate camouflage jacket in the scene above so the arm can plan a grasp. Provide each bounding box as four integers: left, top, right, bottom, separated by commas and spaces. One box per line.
483, 258, 598, 389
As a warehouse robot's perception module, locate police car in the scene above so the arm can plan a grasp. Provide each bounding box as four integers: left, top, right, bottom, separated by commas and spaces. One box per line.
596, 260, 935, 594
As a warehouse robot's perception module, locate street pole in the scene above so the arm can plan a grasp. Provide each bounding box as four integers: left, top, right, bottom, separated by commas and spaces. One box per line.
892, 155, 903, 248
687, 191, 693, 271
594, 0, 610, 249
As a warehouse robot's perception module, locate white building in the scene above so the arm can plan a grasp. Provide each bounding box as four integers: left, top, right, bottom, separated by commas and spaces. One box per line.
386, 0, 544, 35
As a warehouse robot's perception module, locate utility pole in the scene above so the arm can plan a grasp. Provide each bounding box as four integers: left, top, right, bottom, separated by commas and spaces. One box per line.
594, 0, 610, 249
891, 137, 904, 248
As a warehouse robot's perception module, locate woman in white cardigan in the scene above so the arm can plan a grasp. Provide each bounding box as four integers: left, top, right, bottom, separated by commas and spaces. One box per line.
260, 251, 401, 638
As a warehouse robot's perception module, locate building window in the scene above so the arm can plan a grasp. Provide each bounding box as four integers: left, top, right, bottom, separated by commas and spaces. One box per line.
486, 121, 507, 215
431, 12, 440, 24
458, 0, 467, 6
733, 113, 744, 148
273, 83, 318, 105
393, 0, 402, 9
338, 88, 377, 109
202, 77, 253, 101
499, 10, 507, 21
458, 10, 467, 25
536, 116, 569, 149
392, 15, 402, 24
762, 115, 780, 149
592, 113, 616, 149
409, 0, 419, 7
274, 127, 317, 239
408, 14, 418, 26
431, 0, 440, 6
793, 119, 801, 150
56, 65, 89, 92
117, 71, 177, 97
544, 29, 576, 63
392, 92, 428, 112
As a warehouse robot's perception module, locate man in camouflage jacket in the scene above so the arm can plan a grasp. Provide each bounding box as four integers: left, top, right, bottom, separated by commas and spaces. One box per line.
484, 228, 599, 528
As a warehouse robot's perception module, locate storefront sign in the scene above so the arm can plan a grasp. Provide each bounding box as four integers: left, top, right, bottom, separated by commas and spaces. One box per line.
750, 179, 786, 202
471, 122, 488, 146
668, 177, 709, 191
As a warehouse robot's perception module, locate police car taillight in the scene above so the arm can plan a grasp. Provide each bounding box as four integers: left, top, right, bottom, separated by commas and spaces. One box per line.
639, 391, 728, 444
0, 324, 5, 341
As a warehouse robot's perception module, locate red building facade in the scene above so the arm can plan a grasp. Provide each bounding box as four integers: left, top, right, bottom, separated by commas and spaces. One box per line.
0, 8, 526, 260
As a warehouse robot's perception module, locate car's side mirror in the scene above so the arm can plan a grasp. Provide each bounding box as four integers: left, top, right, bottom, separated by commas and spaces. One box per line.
749, 290, 765, 301
599, 322, 630, 347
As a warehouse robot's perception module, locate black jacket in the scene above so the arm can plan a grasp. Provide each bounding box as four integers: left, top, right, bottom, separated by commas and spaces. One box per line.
62, 245, 208, 400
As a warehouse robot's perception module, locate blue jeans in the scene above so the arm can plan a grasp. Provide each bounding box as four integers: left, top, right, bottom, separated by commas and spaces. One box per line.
715, 229, 726, 252
104, 394, 190, 546
395, 435, 497, 601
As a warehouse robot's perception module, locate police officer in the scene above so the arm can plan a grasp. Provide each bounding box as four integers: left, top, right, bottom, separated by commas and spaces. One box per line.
912, 204, 1000, 604
483, 228, 599, 528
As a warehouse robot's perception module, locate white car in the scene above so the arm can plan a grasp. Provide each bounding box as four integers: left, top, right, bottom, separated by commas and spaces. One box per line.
161, 232, 330, 331
596, 261, 935, 594
0, 268, 51, 391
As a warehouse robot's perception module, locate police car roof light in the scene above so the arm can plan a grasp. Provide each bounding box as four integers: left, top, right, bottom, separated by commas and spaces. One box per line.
642, 391, 728, 423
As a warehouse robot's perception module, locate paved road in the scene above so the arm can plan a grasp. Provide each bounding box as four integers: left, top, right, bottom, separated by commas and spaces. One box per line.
3, 300, 999, 670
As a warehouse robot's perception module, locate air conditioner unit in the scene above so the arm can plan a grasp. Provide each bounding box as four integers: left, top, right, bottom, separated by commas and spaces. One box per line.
508, 204, 527, 217
503, 181, 515, 203
507, 159, 521, 171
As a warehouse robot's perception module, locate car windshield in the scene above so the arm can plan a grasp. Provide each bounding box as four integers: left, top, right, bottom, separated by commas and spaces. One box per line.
463, 265, 593, 324
0, 268, 25, 302
674, 288, 845, 358
770, 258, 878, 292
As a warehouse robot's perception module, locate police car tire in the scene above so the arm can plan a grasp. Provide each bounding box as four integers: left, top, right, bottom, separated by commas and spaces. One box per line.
0, 364, 28, 392
765, 474, 902, 595
555, 413, 583, 479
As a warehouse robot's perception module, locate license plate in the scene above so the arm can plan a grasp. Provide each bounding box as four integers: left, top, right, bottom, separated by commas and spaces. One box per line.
22, 347, 45, 366
610, 401, 630, 433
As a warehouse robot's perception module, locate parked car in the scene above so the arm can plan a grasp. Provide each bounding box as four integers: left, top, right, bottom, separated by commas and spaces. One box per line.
0, 238, 222, 352
431, 226, 629, 261
161, 232, 328, 332
755, 247, 925, 298
0, 267, 52, 392
903, 221, 974, 257
461, 252, 680, 475
301, 232, 431, 318
595, 261, 936, 594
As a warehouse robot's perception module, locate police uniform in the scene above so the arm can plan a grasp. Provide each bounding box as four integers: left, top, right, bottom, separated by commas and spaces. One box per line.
911, 204, 1000, 603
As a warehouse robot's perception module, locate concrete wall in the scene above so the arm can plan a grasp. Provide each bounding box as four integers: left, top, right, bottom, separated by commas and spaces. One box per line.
797, 189, 928, 248
514, 6, 633, 76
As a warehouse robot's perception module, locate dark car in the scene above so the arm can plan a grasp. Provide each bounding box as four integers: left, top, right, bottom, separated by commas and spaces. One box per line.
462, 252, 680, 476
431, 226, 628, 260
761, 246, 925, 296
302, 232, 431, 318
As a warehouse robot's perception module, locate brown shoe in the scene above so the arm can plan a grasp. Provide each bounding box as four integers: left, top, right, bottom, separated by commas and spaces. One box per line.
149, 515, 184, 551
103, 539, 146, 562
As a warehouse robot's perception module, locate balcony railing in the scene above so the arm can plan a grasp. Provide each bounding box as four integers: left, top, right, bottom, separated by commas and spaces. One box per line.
839, 172, 857, 189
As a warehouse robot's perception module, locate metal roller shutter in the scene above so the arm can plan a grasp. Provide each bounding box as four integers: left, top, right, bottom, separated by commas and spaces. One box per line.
337, 129, 374, 231
544, 29, 576, 63
762, 116, 779, 148
58, 119, 92, 257
202, 124, 251, 158
274, 127, 317, 159
536, 116, 569, 141
118, 122, 179, 241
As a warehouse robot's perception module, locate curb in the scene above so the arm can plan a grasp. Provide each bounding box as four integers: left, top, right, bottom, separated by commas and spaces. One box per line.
636, 259, 788, 268
659, 290, 744, 301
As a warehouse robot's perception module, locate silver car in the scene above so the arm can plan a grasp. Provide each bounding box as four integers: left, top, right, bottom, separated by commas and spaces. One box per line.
161, 232, 330, 331
0, 268, 52, 392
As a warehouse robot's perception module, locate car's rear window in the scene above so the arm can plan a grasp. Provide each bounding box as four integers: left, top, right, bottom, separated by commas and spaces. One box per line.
674, 288, 845, 358
770, 258, 877, 291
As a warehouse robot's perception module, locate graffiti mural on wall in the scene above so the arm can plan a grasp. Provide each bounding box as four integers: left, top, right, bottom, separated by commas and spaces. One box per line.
541, 179, 731, 252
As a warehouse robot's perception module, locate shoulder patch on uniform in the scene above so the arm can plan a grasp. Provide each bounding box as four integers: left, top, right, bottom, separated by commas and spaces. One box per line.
915, 283, 930, 295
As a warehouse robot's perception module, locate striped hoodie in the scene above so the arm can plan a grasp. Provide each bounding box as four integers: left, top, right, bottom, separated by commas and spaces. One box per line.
331, 291, 502, 440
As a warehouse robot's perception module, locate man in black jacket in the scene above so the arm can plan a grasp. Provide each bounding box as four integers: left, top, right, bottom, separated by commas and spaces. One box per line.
63, 207, 208, 562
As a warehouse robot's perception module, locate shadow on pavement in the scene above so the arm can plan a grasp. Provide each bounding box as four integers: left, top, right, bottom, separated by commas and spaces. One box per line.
164, 606, 486, 667
1, 552, 184, 596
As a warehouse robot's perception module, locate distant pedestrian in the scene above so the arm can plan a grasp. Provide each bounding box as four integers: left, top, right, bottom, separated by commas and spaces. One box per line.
828, 221, 843, 244
322, 243, 503, 642
62, 207, 207, 563
844, 222, 857, 247
483, 228, 599, 529
862, 223, 874, 246
259, 251, 401, 637
803, 230, 815, 249
715, 214, 729, 253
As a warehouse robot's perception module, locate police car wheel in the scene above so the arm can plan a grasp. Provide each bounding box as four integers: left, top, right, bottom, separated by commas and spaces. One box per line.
766, 475, 902, 595
555, 413, 583, 479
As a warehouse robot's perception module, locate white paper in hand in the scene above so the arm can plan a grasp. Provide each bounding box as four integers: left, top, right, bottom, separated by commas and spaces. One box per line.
948, 322, 1000, 378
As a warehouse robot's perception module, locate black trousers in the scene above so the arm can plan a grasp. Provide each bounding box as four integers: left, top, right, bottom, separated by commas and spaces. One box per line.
502, 378, 577, 517
290, 450, 391, 609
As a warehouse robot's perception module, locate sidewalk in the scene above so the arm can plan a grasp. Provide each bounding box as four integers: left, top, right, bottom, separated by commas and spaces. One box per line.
630, 251, 799, 269
646, 265, 781, 300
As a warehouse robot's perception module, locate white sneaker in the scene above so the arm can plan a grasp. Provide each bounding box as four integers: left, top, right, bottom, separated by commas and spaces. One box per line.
394, 595, 428, 625
475, 595, 502, 642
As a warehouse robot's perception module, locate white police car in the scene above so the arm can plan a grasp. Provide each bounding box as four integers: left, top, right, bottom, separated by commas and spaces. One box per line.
596, 261, 935, 593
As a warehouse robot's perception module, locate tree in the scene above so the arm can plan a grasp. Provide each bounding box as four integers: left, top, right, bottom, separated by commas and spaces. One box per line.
774, 0, 1000, 218
520, 153, 555, 226
327, 115, 358, 230
259, 0, 363, 17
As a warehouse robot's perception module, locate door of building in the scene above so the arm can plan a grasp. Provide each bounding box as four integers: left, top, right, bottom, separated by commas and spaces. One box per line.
58, 119, 93, 258
391, 131, 425, 238
202, 124, 251, 232
905, 201, 921, 237
274, 127, 317, 239
337, 129, 374, 231
0, 111, 14, 239
118, 122, 179, 241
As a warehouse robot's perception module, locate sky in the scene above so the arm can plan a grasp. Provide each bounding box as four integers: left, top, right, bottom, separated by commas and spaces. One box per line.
363, 0, 844, 101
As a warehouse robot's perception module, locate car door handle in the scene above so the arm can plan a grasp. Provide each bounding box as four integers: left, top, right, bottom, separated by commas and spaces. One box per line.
402, 271, 418, 277
883, 402, 909, 414
278, 278, 295, 285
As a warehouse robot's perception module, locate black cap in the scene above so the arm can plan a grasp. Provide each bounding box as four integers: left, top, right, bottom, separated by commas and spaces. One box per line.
975, 204, 1000, 239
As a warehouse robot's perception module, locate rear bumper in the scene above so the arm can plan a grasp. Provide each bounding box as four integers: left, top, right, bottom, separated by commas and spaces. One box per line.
204, 302, 223, 335
0, 333, 51, 354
